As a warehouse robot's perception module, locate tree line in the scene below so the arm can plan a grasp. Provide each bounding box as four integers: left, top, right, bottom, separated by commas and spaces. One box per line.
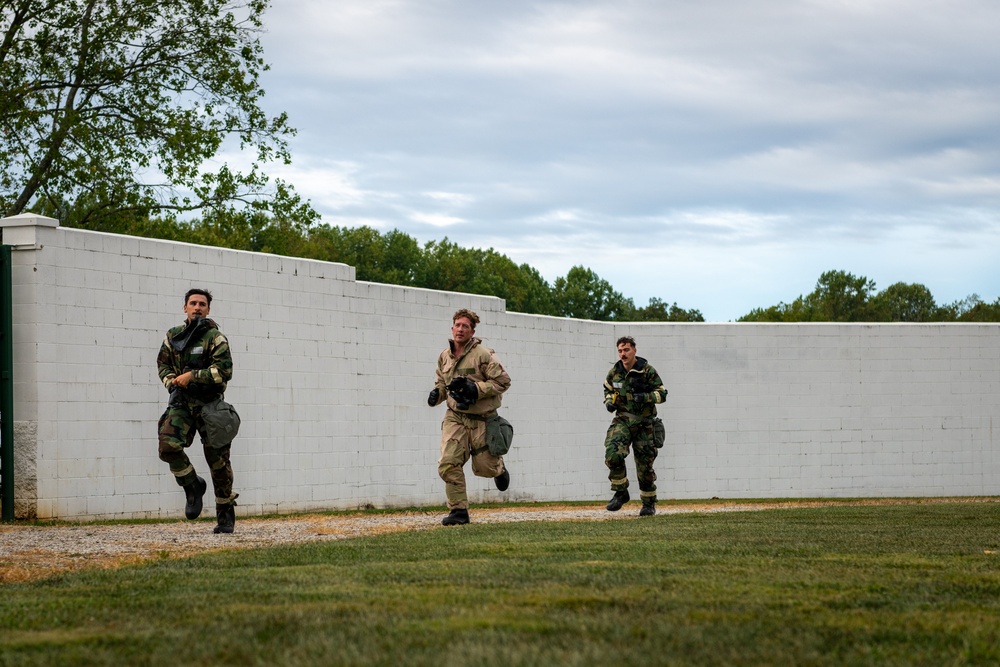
739, 270, 1000, 323
58, 210, 1000, 323
60, 209, 703, 321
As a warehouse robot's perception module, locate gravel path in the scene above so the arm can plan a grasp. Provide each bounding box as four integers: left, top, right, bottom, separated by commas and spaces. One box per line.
0, 505, 650, 582
1, 499, 992, 583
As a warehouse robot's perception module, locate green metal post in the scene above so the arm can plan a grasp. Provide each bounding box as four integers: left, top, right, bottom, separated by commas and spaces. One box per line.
1, 245, 13, 521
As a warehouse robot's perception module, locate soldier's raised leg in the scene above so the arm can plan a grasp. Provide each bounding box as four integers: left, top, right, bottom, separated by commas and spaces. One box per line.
604, 421, 631, 511
469, 417, 508, 491
158, 405, 206, 520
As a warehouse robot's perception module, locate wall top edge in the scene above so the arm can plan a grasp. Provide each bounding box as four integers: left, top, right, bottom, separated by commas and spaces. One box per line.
60, 226, 353, 271
0, 213, 60, 229
357, 280, 505, 305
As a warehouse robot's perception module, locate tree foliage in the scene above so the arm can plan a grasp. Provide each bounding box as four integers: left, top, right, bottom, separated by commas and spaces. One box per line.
0, 0, 315, 227
739, 270, 1000, 323
809, 270, 877, 321
71, 204, 699, 320
870, 282, 938, 322
551, 266, 634, 321
304, 225, 421, 286
939, 294, 1000, 322
633, 297, 704, 322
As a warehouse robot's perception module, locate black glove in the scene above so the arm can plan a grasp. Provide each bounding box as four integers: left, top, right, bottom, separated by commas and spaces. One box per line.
447, 376, 477, 398
427, 388, 440, 407
633, 392, 647, 403
447, 377, 479, 410
631, 378, 653, 393
606, 401, 616, 413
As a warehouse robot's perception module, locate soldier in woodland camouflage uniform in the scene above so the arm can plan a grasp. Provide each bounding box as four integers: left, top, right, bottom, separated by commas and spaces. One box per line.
157, 288, 239, 533
603, 336, 668, 516
427, 309, 512, 526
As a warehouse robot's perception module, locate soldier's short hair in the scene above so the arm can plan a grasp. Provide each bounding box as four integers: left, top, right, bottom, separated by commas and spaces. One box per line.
184, 288, 213, 306
453, 309, 480, 330
616, 336, 636, 349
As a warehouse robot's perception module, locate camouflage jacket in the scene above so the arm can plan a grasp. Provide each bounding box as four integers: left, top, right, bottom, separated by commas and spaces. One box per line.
603, 357, 667, 421
432, 337, 511, 416
157, 317, 233, 403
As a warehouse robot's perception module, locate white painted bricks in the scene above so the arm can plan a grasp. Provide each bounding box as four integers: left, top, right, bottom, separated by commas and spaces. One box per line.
3, 215, 999, 520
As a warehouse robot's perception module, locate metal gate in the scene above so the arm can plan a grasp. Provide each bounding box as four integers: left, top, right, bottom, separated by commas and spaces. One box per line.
1, 245, 13, 521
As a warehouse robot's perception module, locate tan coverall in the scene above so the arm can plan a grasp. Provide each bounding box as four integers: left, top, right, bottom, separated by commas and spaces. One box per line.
430, 337, 511, 510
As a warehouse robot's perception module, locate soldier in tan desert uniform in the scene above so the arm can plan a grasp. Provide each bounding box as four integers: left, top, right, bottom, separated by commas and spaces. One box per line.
427, 309, 511, 525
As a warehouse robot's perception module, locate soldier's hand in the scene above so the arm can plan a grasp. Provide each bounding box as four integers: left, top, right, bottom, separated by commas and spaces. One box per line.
427, 388, 440, 406
606, 401, 616, 413
633, 392, 647, 403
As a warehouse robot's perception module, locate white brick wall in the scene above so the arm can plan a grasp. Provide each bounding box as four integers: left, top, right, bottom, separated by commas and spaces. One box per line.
3, 214, 999, 520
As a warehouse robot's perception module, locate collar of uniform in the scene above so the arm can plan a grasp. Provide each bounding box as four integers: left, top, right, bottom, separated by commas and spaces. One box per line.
448, 337, 482, 356
170, 317, 214, 352
616, 356, 648, 373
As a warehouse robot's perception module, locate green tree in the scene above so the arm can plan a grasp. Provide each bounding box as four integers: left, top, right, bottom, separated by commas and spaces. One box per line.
958, 298, 1000, 322
303, 225, 421, 285
740, 270, 875, 322
740, 304, 787, 322
551, 266, 636, 321
806, 270, 876, 321
459, 248, 519, 304
415, 238, 478, 294
634, 297, 704, 322
507, 263, 556, 316
942, 294, 1000, 322
1, 0, 315, 227
740, 270, 1000, 323
739, 297, 813, 322
870, 282, 939, 322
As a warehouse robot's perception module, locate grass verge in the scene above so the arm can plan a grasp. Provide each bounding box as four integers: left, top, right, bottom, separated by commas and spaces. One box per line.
1, 502, 999, 666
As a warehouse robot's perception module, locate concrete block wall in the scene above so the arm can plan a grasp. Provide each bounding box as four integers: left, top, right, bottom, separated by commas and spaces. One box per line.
2, 214, 998, 520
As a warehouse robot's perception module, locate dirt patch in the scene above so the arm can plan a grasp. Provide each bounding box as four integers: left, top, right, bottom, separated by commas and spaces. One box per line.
1, 498, 994, 583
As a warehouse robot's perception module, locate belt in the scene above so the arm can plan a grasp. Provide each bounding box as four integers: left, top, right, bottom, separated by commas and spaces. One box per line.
616, 411, 654, 422
449, 409, 497, 422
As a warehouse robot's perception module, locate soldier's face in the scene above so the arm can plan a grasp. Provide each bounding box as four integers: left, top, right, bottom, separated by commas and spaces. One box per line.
452, 317, 475, 344
184, 295, 211, 322
617, 343, 636, 367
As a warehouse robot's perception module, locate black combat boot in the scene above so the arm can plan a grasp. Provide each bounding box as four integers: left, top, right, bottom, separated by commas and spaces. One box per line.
639, 500, 656, 517
213, 503, 236, 534
606, 488, 630, 512
442, 508, 470, 526
494, 467, 510, 492
183, 475, 207, 520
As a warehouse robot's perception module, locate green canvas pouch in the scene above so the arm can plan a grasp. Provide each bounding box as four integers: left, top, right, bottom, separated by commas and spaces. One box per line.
201, 397, 241, 448
485, 414, 514, 456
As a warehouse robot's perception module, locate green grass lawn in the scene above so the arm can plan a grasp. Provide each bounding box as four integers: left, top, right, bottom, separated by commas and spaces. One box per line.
2, 502, 999, 666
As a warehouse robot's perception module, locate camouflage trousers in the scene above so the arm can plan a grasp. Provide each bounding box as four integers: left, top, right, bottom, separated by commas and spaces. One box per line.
604, 417, 658, 503
158, 401, 237, 505
438, 410, 505, 510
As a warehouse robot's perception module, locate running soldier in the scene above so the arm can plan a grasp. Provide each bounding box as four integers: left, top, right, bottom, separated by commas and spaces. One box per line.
603, 336, 668, 516
157, 288, 240, 533
427, 309, 512, 525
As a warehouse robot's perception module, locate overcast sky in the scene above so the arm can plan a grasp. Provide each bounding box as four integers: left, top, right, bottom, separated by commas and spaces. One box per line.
248, 0, 1000, 321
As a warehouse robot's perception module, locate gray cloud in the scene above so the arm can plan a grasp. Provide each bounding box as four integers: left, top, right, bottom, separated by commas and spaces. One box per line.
252, 0, 1000, 320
